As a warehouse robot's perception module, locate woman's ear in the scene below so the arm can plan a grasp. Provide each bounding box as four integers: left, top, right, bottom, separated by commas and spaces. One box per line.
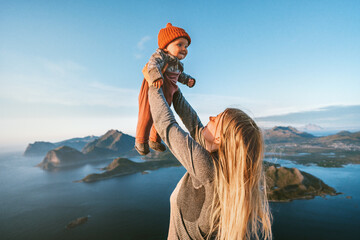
214, 136, 221, 145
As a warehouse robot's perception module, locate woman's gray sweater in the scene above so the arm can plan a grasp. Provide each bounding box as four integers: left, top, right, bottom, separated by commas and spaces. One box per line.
148, 86, 217, 240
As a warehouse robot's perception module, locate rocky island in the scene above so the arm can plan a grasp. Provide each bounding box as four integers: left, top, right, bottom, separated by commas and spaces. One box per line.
78, 154, 180, 183
66, 216, 89, 229
37, 146, 87, 170
265, 164, 338, 201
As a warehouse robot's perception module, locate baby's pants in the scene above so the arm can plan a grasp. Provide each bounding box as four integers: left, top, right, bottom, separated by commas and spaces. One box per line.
136, 71, 179, 144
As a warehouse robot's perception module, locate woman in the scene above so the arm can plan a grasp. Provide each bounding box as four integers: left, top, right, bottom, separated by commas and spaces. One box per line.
148, 86, 272, 240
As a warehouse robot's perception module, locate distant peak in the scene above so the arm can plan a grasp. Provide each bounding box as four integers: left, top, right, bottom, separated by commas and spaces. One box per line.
273, 126, 299, 132
54, 145, 75, 151
336, 130, 351, 136
266, 125, 314, 139
104, 129, 123, 135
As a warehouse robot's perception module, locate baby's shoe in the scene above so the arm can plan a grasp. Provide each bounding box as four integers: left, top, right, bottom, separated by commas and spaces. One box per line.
135, 142, 150, 155
149, 141, 166, 152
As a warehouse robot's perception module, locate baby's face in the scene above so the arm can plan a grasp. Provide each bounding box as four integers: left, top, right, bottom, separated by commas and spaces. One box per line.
165, 37, 189, 60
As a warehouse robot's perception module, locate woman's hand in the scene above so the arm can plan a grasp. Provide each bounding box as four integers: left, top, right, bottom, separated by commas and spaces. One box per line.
188, 78, 195, 88
153, 79, 164, 89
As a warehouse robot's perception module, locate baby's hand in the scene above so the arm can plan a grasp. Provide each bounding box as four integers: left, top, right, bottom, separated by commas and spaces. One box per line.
153, 79, 163, 89
188, 78, 195, 88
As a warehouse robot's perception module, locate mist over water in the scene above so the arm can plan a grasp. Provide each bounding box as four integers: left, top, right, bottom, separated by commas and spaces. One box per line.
0, 152, 359, 240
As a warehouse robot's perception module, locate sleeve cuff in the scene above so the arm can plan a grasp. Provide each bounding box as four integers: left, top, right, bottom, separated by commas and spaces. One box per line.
148, 68, 163, 85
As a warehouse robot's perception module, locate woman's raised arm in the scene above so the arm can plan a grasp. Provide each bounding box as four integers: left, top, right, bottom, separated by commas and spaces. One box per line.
148, 86, 214, 184
172, 90, 203, 143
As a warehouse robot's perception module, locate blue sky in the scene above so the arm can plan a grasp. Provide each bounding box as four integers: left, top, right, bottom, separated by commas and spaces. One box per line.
0, 0, 359, 149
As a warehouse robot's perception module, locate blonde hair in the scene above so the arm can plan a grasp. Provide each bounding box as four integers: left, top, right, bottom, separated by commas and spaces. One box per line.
208, 108, 272, 240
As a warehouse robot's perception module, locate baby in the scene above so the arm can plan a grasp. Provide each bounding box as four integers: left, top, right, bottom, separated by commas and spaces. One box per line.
135, 23, 195, 155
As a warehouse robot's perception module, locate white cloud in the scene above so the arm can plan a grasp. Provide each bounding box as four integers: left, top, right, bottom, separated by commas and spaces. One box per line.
42, 59, 86, 75
134, 35, 152, 59
134, 53, 143, 59
137, 36, 151, 50
0, 54, 142, 146
0, 57, 138, 108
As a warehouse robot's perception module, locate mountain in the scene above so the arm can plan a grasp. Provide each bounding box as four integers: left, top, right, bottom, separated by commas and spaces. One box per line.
318, 131, 360, 144
37, 146, 86, 170
24, 141, 57, 157
24, 135, 98, 156
264, 126, 360, 146
82, 129, 135, 158
264, 126, 360, 167
37, 129, 137, 170
57, 136, 98, 151
263, 126, 314, 143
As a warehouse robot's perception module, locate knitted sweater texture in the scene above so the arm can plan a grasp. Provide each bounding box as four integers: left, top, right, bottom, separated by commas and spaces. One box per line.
148, 87, 216, 239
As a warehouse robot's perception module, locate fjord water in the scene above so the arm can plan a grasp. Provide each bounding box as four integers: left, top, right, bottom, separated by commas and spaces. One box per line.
0, 152, 359, 240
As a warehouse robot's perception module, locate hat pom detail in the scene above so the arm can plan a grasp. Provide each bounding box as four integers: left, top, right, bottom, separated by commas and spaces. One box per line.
166, 23, 172, 28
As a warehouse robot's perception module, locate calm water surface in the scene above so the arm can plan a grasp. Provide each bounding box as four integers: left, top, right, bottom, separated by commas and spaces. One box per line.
0, 152, 359, 240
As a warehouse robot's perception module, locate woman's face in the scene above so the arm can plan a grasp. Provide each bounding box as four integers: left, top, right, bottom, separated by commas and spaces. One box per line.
203, 112, 224, 152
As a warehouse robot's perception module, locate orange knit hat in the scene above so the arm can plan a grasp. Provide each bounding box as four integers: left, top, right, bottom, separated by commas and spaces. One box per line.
158, 23, 191, 49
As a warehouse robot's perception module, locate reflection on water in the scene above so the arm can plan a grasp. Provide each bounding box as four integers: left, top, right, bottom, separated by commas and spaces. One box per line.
0, 152, 359, 240
265, 152, 311, 157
